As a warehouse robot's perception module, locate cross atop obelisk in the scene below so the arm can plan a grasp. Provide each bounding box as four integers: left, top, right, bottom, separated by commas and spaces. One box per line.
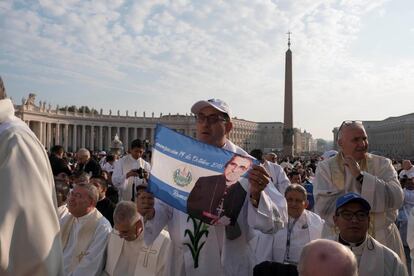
282, 31, 294, 157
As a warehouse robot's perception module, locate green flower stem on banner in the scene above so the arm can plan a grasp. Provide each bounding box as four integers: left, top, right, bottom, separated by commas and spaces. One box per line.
183, 215, 210, 268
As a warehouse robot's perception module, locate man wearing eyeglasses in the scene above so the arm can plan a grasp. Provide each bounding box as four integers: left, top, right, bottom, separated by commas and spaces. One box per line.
314, 120, 405, 263
137, 98, 287, 276
103, 200, 170, 276
332, 192, 407, 276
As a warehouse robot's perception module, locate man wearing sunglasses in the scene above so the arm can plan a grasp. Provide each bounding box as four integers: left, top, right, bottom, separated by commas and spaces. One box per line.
137, 98, 287, 276
333, 192, 407, 276
314, 120, 405, 263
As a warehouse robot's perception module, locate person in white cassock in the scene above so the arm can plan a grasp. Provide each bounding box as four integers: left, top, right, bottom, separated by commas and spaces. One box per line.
137, 99, 288, 276
253, 184, 324, 265
103, 200, 170, 276
313, 120, 405, 262
60, 183, 112, 276
112, 139, 151, 201
332, 192, 408, 276
0, 77, 64, 275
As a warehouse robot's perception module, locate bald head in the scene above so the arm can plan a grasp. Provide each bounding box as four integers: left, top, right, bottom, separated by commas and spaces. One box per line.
0, 76, 6, 99
298, 239, 358, 276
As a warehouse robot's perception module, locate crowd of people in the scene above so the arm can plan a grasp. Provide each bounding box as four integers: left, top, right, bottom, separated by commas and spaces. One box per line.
1, 75, 414, 276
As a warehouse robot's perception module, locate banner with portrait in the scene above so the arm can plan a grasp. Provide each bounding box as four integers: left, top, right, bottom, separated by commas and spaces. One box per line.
148, 124, 258, 226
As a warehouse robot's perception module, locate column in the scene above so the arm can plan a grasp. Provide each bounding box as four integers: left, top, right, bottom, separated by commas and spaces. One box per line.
99, 126, 103, 151
82, 125, 86, 148
141, 127, 146, 141
134, 128, 138, 140
39, 122, 44, 146
116, 127, 120, 137
73, 124, 77, 151
91, 126, 95, 151
64, 124, 69, 151
107, 127, 112, 151
47, 123, 52, 150
56, 123, 61, 146
125, 127, 129, 151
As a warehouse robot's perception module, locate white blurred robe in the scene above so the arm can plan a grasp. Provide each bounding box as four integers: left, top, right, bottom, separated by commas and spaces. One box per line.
263, 160, 290, 195
0, 98, 63, 276
314, 153, 405, 262
104, 229, 170, 276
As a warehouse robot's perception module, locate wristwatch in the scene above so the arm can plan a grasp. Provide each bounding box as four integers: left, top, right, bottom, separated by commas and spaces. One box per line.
356, 171, 364, 184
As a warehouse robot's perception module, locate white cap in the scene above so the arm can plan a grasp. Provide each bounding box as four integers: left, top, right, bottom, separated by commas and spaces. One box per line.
99, 151, 107, 156
322, 150, 338, 160
191, 98, 231, 118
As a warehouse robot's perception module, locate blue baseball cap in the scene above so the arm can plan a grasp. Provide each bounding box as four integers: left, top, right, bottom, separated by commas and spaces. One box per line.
335, 192, 371, 212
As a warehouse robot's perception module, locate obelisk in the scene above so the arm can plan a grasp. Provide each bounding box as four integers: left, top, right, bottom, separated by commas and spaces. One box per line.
282, 32, 294, 157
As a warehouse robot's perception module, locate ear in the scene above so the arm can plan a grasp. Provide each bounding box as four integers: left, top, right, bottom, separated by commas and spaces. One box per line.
337, 138, 343, 148
304, 200, 309, 209
225, 121, 233, 135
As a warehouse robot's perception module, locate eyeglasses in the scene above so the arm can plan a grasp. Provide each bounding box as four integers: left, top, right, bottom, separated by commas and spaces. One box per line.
337, 210, 369, 221
112, 220, 142, 239
195, 113, 228, 124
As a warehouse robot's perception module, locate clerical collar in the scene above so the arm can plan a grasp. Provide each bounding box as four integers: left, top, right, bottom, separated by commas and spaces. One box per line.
75, 208, 96, 223
338, 234, 366, 247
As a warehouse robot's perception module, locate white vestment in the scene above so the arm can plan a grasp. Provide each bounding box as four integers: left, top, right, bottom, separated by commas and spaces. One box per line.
334, 235, 408, 276
399, 167, 414, 178
252, 209, 324, 265
314, 153, 405, 262
104, 229, 170, 276
112, 155, 151, 201
59, 204, 70, 220
263, 160, 290, 195
0, 98, 63, 276
60, 208, 112, 276
144, 140, 288, 276
406, 207, 414, 274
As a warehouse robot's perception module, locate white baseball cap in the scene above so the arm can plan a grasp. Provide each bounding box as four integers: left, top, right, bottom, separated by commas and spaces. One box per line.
191, 98, 231, 118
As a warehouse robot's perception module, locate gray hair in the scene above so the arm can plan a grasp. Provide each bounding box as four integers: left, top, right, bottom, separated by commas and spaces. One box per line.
113, 201, 142, 226
0, 76, 6, 99
77, 148, 90, 158
298, 239, 358, 276
75, 183, 99, 205
285, 183, 307, 199
337, 121, 364, 141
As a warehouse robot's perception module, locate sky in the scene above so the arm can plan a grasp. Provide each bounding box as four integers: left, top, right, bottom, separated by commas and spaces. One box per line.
1, 0, 413, 140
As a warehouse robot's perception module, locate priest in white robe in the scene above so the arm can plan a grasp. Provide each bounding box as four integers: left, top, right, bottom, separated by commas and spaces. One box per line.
112, 139, 151, 201
138, 99, 288, 276
61, 183, 112, 276
0, 78, 64, 276
332, 192, 408, 276
253, 184, 324, 265
103, 201, 170, 276
406, 204, 414, 274
313, 120, 405, 261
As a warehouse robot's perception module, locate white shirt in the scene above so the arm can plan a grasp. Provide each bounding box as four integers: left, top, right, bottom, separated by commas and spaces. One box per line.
263, 160, 290, 195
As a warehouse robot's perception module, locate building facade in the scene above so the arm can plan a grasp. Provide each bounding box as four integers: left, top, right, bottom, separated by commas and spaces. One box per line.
14, 94, 316, 154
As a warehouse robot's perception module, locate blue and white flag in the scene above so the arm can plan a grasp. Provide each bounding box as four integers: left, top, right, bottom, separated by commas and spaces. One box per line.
148, 124, 257, 225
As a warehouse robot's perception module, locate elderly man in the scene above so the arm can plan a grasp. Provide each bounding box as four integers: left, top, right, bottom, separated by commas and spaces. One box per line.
253, 184, 324, 265
60, 183, 112, 275
0, 76, 63, 275
104, 200, 170, 276
74, 148, 101, 178
298, 239, 358, 276
264, 152, 277, 163
333, 192, 408, 276
112, 139, 151, 201
399, 160, 414, 180
137, 98, 287, 276
313, 120, 405, 261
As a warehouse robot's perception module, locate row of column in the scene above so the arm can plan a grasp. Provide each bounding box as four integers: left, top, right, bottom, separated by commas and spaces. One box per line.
25, 120, 155, 153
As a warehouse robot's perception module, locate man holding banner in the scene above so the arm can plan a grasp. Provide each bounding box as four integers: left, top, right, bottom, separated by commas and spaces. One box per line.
137, 98, 287, 276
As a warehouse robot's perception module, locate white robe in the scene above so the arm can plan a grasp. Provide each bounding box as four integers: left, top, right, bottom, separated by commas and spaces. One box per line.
144, 140, 288, 276
314, 153, 405, 262
263, 160, 290, 195
0, 98, 63, 276
112, 155, 151, 201
406, 207, 414, 274
59, 204, 70, 220
104, 229, 170, 276
334, 235, 408, 276
60, 209, 112, 276
252, 209, 324, 265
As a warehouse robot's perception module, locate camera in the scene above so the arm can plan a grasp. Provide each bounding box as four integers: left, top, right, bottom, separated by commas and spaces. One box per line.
133, 168, 146, 179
